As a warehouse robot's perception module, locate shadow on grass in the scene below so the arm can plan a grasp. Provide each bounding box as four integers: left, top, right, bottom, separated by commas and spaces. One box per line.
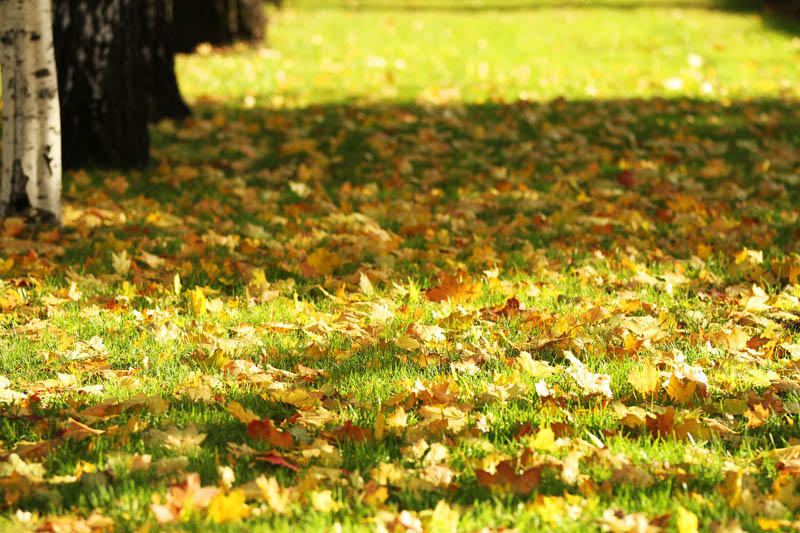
717, 0, 800, 32
152, 94, 800, 231
132, 93, 800, 313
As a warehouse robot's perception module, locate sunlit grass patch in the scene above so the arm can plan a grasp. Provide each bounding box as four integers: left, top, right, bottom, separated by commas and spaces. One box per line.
2, 0, 800, 531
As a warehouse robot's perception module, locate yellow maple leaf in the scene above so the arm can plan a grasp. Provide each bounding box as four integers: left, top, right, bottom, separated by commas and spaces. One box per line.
386, 406, 408, 430
696, 243, 712, 260
428, 500, 459, 533
269, 389, 320, 409
370, 462, 408, 486
189, 287, 207, 316
226, 402, 260, 424
718, 468, 743, 509
628, 363, 661, 397
665, 374, 697, 404
790, 263, 800, 285
374, 409, 385, 439
532, 496, 569, 527
395, 336, 422, 351
744, 404, 769, 429
531, 427, 556, 452
306, 248, 342, 276
362, 482, 389, 506
208, 490, 249, 523
0, 257, 14, 274
757, 518, 782, 531
676, 506, 698, 533
250, 268, 267, 286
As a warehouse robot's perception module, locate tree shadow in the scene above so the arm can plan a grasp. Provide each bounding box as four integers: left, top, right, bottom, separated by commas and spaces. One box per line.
143, 93, 800, 298
715, 0, 800, 33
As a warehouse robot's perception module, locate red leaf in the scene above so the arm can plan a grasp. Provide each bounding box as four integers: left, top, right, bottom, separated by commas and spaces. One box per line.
617, 170, 636, 187
255, 451, 300, 471
515, 422, 536, 439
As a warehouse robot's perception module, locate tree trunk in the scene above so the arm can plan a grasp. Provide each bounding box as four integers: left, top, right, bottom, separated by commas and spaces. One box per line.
0, 0, 62, 224
171, 0, 267, 54
53, 0, 149, 170
142, 0, 190, 121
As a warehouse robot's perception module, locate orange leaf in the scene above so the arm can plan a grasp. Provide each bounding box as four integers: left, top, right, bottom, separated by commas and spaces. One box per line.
247, 416, 294, 449
321, 421, 373, 443
744, 403, 770, 429
425, 271, 481, 303
476, 460, 541, 494
646, 407, 676, 438
62, 418, 104, 441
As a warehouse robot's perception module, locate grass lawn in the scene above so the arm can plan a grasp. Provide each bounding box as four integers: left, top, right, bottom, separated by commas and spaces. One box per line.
2, 0, 800, 531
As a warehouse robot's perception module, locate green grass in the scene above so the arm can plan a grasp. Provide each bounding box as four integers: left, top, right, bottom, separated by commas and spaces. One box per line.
177, 0, 800, 105
2, 0, 800, 531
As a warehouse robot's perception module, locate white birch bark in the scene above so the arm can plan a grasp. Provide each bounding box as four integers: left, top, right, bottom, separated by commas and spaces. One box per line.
0, 0, 62, 224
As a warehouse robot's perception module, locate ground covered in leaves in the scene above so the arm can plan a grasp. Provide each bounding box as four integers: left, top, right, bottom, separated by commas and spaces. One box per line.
2, 1, 800, 531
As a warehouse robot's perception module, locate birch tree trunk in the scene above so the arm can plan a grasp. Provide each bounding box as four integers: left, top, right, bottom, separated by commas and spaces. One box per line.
53, 0, 149, 170
0, 0, 62, 224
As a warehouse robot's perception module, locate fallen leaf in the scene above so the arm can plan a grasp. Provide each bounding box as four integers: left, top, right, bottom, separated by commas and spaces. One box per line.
676, 506, 698, 533
208, 490, 250, 523
247, 416, 294, 449
628, 363, 661, 397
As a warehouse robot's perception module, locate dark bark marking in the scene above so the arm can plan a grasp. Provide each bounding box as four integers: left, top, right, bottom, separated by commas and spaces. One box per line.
34, 68, 50, 78
9, 160, 32, 212
42, 146, 54, 177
